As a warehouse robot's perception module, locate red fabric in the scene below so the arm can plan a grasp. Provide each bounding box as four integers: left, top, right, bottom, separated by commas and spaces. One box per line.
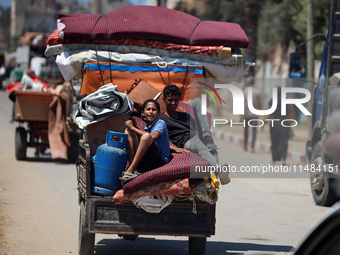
47, 29, 225, 55
6, 81, 21, 93
191, 21, 249, 47
122, 152, 209, 193
55, 6, 248, 48
6, 76, 49, 93
47, 29, 62, 45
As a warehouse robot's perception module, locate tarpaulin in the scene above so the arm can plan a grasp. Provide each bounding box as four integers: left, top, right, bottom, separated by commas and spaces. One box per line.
80, 61, 204, 102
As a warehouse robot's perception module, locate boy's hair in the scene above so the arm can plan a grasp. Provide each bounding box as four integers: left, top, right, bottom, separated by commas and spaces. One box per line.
142, 99, 160, 112
163, 85, 181, 99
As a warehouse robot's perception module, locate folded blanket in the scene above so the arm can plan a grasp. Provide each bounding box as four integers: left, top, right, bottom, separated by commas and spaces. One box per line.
48, 95, 70, 159
55, 50, 242, 82
72, 83, 133, 129
113, 178, 194, 204
48, 30, 226, 55
44, 43, 241, 65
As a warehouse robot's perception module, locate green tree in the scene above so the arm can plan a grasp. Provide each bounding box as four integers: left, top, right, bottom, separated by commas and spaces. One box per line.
289, 0, 330, 58
257, 0, 294, 60
177, 0, 330, 72
0, 6, 11, 51
203, 0, 284, 76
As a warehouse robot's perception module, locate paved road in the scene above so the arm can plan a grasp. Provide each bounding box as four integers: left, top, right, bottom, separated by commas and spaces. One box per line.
0, 90, 329, 255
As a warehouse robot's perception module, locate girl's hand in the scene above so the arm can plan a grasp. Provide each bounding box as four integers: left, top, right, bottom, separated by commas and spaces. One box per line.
125, 120, 134, 129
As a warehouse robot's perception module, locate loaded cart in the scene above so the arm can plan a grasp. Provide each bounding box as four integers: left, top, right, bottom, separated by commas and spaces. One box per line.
13, 89, 80, 162
76, 112, 217, 255
77, 118, 216, 255
14, 91, 53, 160
45, 5, 250, 255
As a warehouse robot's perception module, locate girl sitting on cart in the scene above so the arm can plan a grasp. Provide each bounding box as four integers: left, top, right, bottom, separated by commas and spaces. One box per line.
120, 99, 170, 185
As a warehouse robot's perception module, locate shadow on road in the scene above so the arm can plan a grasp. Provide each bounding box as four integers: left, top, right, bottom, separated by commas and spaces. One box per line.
95, 237, 293, 255
24, 156, 71, 164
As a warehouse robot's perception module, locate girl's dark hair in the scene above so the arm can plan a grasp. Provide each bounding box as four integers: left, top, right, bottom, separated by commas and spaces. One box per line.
163, 84, 181, 99
142, 99, 160, 112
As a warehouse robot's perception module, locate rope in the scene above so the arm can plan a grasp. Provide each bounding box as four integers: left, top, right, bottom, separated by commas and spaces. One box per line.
174, 194, 197, 214
105, 14, 113, 84
91, 14, 105, 86
156, 61, 170, 85
182, 20, 202, 97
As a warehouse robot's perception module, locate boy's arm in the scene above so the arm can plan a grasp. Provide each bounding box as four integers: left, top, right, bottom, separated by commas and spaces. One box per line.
170, 144, 190, 153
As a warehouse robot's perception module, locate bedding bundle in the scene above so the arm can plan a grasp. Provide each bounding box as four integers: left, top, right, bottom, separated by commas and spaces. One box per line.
48, 6, 247, 206
46, 5, 249, 98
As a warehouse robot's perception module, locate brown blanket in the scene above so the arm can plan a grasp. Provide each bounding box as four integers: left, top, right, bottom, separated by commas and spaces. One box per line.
48, 92, 70, 160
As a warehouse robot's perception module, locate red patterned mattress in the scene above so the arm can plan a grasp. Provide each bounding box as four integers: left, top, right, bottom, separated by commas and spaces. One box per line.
122, 152, 209, 193
56, 6, 248, 48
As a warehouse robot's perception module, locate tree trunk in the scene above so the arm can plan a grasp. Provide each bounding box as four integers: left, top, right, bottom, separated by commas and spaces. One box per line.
243, 0, 261, 77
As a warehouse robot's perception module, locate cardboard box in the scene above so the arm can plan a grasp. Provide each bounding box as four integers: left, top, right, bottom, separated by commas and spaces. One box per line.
127, 79, 166, 115
14, 91, 53, 121
330, 72, 340, 86
85, 115, 130, 154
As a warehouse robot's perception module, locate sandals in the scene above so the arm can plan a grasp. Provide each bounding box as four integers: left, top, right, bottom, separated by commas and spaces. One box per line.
120, 172, 140, 185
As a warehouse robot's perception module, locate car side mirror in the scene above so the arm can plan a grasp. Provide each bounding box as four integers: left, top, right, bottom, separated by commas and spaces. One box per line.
293, 201, 340, 255
289, 52, 305, 78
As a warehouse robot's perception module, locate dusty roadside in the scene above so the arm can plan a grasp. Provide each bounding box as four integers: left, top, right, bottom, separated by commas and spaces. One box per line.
0, 90, 78, 255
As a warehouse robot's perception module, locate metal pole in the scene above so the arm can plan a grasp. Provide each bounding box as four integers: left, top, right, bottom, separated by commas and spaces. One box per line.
306, 0, 314, 136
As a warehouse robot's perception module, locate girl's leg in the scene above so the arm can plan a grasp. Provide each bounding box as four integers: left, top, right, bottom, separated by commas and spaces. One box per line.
124, 128, 139, 164
125, 132, 153, 174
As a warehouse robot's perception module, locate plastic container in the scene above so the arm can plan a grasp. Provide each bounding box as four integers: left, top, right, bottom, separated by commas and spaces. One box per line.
93, 131, 128, 195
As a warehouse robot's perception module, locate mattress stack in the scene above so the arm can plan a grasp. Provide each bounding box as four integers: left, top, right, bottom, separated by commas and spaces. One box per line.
45, 5, 249, 99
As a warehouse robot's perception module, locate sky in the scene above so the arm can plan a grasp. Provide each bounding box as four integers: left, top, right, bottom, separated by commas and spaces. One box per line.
1, 0, 12, 7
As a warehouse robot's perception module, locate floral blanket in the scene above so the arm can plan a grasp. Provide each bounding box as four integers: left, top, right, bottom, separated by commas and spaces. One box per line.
113, 178, 194, 204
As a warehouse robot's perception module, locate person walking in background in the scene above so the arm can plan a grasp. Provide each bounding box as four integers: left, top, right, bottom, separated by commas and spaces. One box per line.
243, 76, 262, 153
39, 63, 49, 82
13, 64, 23, 82
267, 86, 295, 165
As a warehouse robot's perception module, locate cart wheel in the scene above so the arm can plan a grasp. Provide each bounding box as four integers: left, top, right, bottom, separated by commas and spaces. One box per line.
15, 127, 27, 160
188, 237, 206, 255
68, 133, 79, 163
78, 201, 95, 255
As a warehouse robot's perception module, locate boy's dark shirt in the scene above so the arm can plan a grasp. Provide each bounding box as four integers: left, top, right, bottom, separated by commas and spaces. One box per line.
160, 111, 195, 148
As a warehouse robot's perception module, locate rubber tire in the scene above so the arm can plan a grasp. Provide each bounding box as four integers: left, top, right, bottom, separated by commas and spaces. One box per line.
78, 201, 95, 255
15, 127, 27, 160
189, 237, 206, 255
67, 133, 79, 163
310, 141, 338, 206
